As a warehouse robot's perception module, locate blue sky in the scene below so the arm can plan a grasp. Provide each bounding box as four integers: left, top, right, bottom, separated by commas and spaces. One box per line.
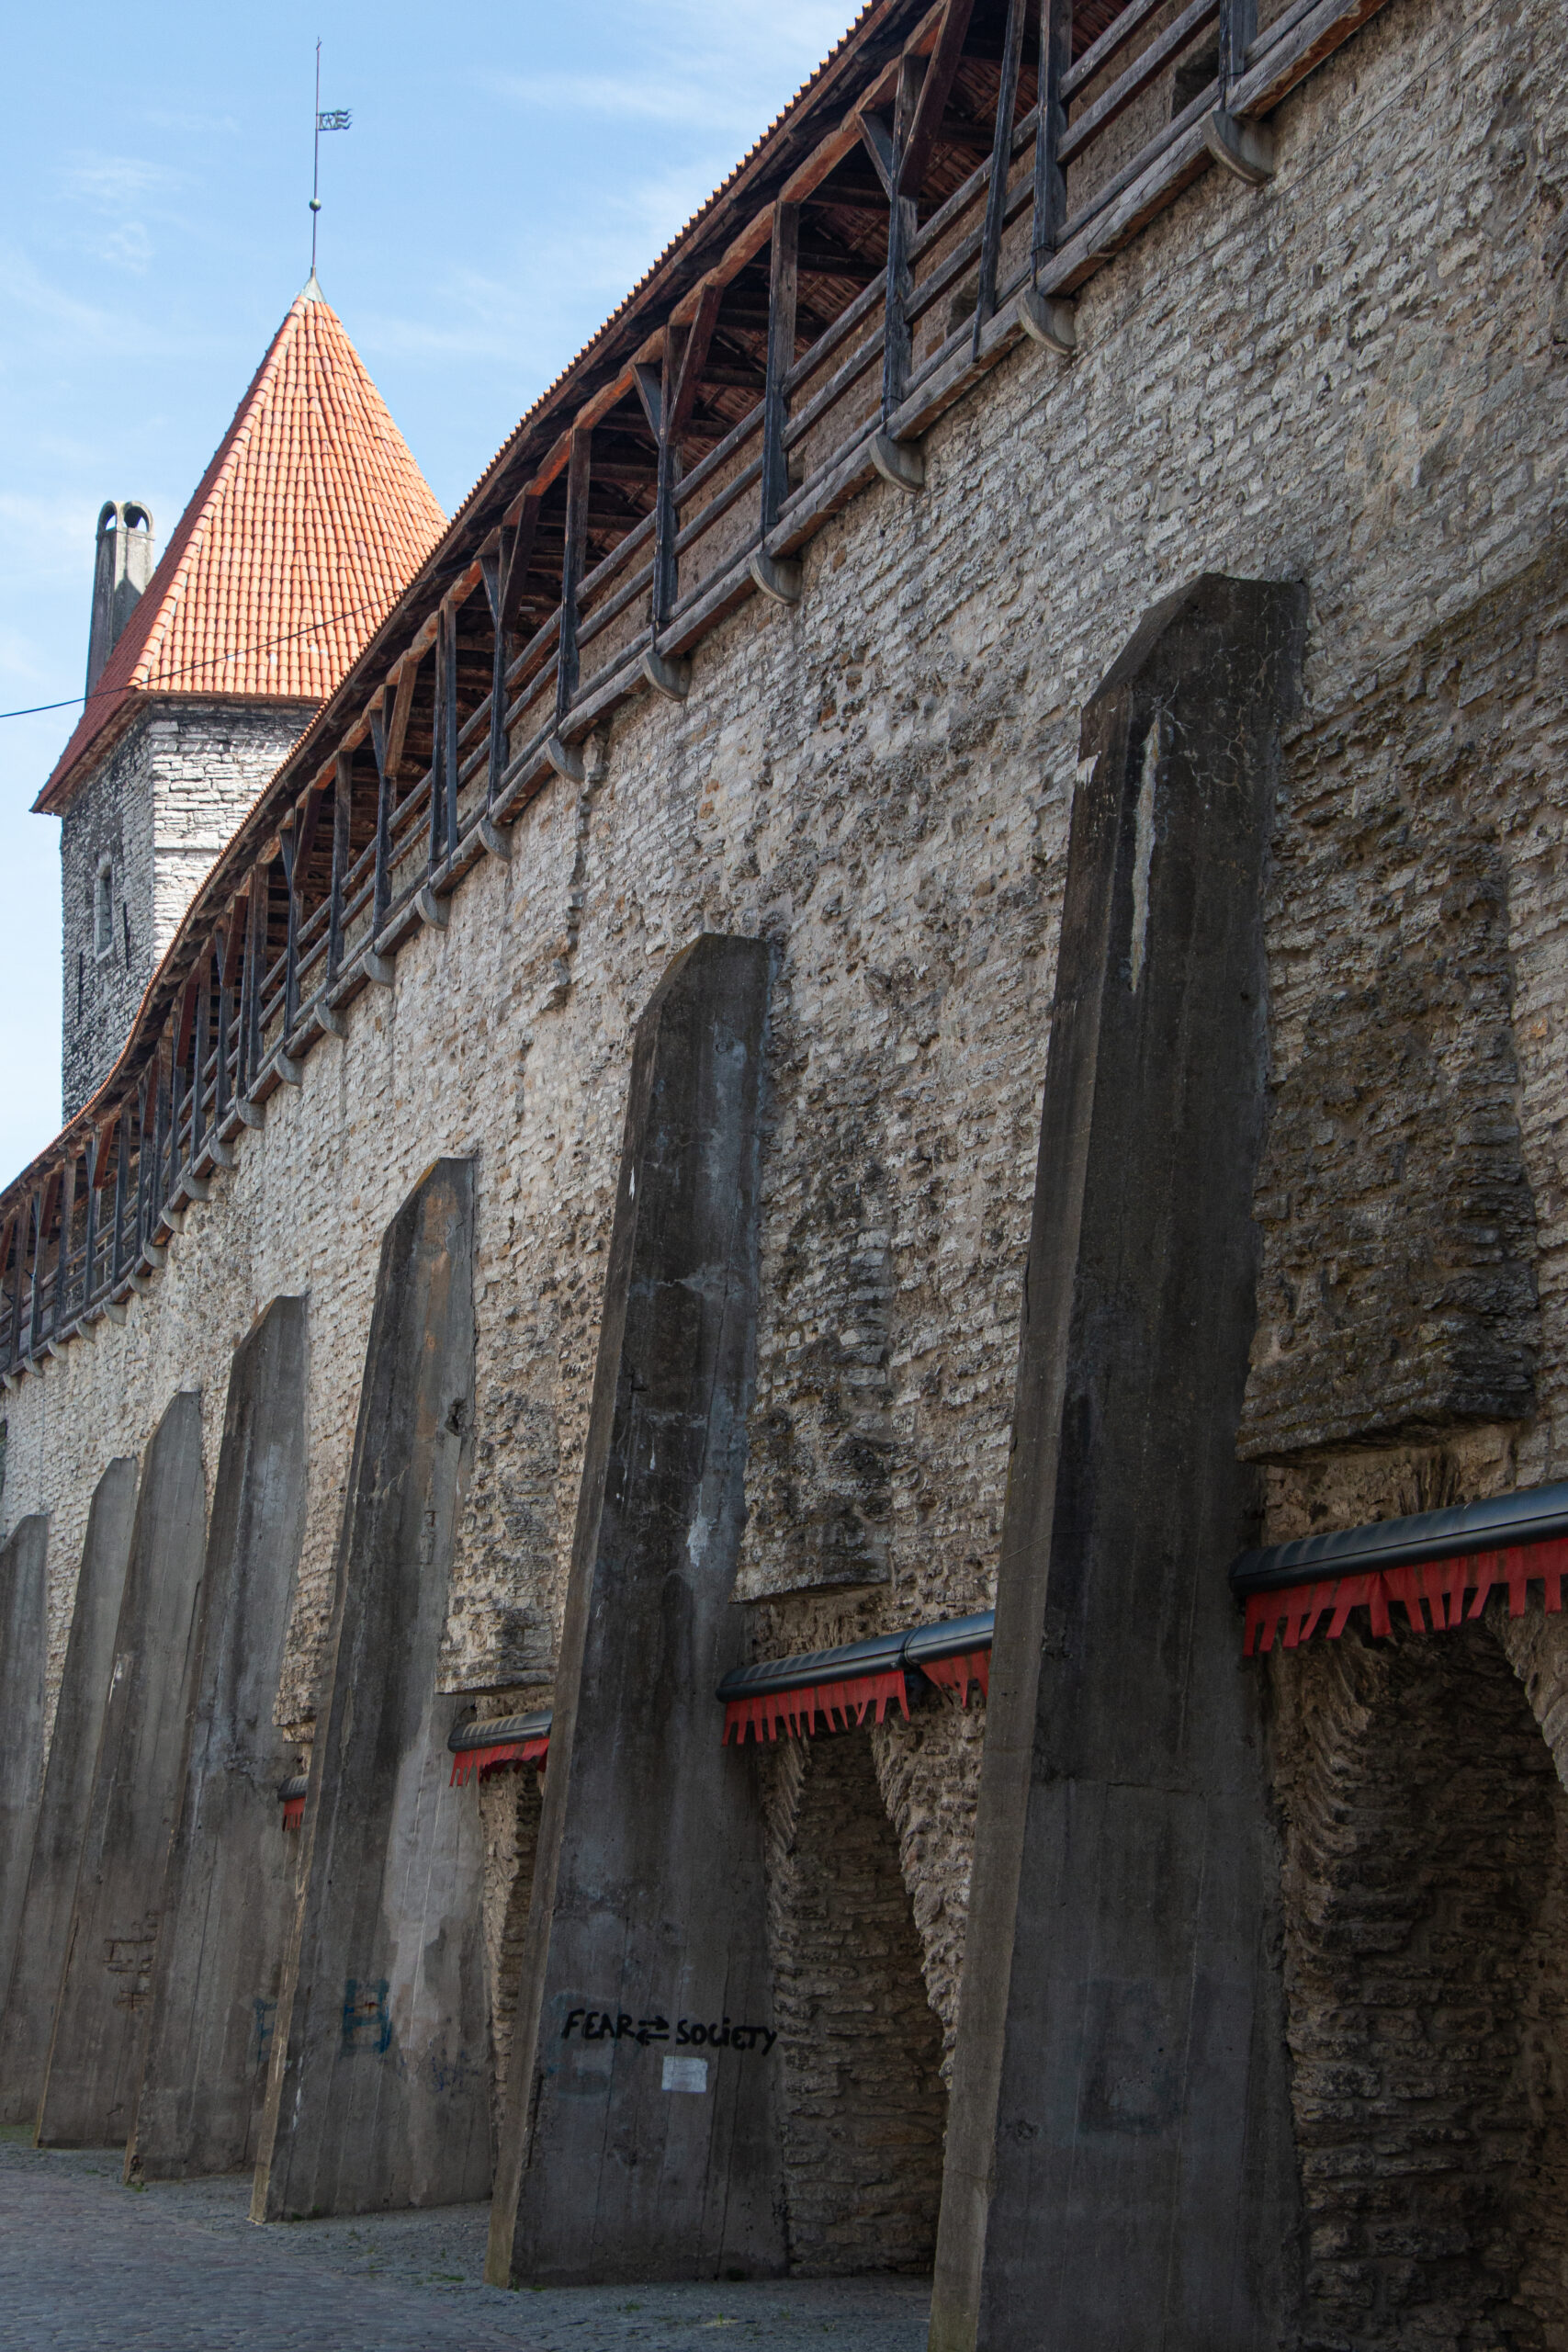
0, 0, 846, 1176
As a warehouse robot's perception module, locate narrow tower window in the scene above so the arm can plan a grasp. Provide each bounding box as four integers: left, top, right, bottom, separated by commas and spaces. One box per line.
95, 860, 114, 959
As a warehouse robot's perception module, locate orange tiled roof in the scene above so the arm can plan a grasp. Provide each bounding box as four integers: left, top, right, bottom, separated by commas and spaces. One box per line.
36, 281, 446, 815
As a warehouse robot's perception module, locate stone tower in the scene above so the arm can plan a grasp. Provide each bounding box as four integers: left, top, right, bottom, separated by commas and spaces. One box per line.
38, 282, 446, 1120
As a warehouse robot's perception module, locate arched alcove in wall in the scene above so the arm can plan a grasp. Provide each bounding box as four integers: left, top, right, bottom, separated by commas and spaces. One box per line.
479, 1763, 545, 2130
1272, 1620, 1568, 2349
763, 1728, 950, 2275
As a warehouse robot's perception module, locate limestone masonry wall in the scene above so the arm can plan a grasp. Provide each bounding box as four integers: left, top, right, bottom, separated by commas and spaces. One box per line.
60, 700, 310, 1119
6, 0, 1568, 2261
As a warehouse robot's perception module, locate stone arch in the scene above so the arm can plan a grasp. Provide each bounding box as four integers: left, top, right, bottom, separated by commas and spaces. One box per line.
762, 1726, 949, 2275
1271, 1617, 1568, 2349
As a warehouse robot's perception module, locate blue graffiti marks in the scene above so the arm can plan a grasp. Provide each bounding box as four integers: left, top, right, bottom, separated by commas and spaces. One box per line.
425, 2042, 486, 2097
251, 1996, 277, 2070
341, 1978, 392, 2055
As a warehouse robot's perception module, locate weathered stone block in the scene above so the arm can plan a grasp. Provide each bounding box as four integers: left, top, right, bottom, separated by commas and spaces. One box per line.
931, 577, 1306, 2352
488, 933, 784, 2288
127, 1296, 308, 2180
0, 1462, 135, 2128
37, 1394, 207, 2147
252, 1162, 487, 2219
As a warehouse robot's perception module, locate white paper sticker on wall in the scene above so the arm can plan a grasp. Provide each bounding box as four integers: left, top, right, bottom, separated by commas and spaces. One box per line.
661, 2054, 709, 2094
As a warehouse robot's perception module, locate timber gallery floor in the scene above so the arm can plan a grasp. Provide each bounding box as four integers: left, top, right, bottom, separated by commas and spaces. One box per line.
0, 2131, 928, 2352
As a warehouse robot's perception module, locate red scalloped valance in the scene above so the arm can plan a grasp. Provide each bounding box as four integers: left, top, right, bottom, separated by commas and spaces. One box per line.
1244, 1536, 1568, 1657
723, 1668, 910, 1747
449, 1733, 549, 1787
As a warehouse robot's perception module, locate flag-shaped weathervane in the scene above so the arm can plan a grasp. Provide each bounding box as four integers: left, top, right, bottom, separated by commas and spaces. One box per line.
310, 40, 352, 277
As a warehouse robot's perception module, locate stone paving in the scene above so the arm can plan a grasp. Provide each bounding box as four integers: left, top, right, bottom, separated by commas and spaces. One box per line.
0, 2132, 931, 2352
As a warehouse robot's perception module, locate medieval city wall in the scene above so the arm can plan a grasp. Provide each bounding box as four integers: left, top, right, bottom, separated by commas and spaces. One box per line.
4, 0, 1566, 2265
60, 700, 311, 1119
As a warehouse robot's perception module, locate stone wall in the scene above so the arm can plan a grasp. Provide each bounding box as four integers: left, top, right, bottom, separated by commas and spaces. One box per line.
60, 700, 310, 1118
4, 0, 1568, 2260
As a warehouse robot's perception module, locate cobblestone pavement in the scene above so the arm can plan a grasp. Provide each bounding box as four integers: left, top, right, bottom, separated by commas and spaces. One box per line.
0, 2132, 931, 2352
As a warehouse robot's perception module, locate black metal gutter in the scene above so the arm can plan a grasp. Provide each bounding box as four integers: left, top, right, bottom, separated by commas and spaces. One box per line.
1228, 1480, 1568, 1600
277, 1774, 309, 1804
447, 1709, 553, 1755
715, 1611, 993, 1704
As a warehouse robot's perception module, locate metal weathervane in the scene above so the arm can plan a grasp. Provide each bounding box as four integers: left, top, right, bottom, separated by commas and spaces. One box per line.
310, 39, 352, 277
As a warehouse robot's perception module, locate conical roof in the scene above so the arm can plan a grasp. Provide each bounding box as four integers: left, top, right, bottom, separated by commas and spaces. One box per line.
37, 284, 446, 814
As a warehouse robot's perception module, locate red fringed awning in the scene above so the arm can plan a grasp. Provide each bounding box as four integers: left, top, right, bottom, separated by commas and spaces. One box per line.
282, 1793, 305, 1831
920, 1649, 989, 1706
723, 1668, 910, 1747
449, 1733, 550, 1787
1243, 1535, 1568, 1657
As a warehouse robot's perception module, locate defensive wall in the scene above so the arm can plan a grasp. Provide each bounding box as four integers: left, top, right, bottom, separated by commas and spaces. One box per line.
1, 0, 1566, 2341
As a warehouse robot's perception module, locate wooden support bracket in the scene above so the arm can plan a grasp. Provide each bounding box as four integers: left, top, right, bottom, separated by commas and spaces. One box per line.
416, 885, 450, 930
870, 431, 926, 492
236, 1098, 265, 1130
546, 735, 587, 785
104, 1298, 128, 1325
1020, 288, 1078, 356
206, 1136, 237, 1170
479, 815, 514, 861
750, 548, 804, 606
317, 1004, 348, 1038
364, 949, 396, 986
642, 646, 693, 702
276, 1052, 304, 1087
1203, 108, 1276, 183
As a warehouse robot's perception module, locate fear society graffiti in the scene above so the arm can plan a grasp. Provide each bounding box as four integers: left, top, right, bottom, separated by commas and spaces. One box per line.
560, 2007, 777, 2054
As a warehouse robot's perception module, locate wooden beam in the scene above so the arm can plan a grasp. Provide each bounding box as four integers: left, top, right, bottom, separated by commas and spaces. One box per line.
858, 107, 897, 198
670, 279, 725, 444
899, 0, 978, 197
761, 203, 800, 537
632, 363, 663, 438
556, 427, 592, 723
329, 749, 352, 976
883, 55, 922, 418
1034, 0, 1072, 270
976, 0, 1027, 338
384, 650, 420, 779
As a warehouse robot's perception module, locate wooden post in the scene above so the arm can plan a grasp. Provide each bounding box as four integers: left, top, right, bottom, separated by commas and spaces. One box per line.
976, 0, 1027, 345
481, 532, 512, 808
556, 428, 592, 725
1032, 0, 1072, 274
651, 343, 679, 635
761, 203, 799, 540
281, 824, 299, 1040
6, 1218, 22, 1372
53, 1160, 76, 1333
133, 1076, 150, 1261
1219, 0, 1257, 92
27, 1191, 44, 1357
83, 1134, 99, 1310
243, 875, 266, 1089
440, 604, 460, 861
112, 1109, 130, 1281
214, 926, 231, 1126
882, 55, 922, 421
329, 752, 351, 978
368, 710, 393, 934
191, 969, 209, 1158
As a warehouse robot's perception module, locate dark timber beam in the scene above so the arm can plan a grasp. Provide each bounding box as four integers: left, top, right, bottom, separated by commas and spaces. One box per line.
488, 935, 780, 2290
929, 575, 1307, 2352
0, 1464, 136, 2131
899, 0, 979, 195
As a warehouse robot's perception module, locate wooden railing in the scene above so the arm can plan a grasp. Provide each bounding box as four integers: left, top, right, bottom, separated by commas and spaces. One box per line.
0, 0, 1391, 1380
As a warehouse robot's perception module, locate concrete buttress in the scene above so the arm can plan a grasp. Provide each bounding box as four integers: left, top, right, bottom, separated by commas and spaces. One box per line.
487, 932, 782, 2290
0, 1517, 50, 2038
128, 1295, 309, 2179
929, 576, 1307, 2352
0, 1464, 135, 2127
251, 1160, 487, 2219
37, 1394, 207, 2147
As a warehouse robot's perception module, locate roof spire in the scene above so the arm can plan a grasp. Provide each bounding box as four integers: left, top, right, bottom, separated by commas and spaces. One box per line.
310, 39, 352, 280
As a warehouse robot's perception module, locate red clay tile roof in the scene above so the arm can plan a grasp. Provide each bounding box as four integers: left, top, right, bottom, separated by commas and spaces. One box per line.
36, 282, 446, 815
